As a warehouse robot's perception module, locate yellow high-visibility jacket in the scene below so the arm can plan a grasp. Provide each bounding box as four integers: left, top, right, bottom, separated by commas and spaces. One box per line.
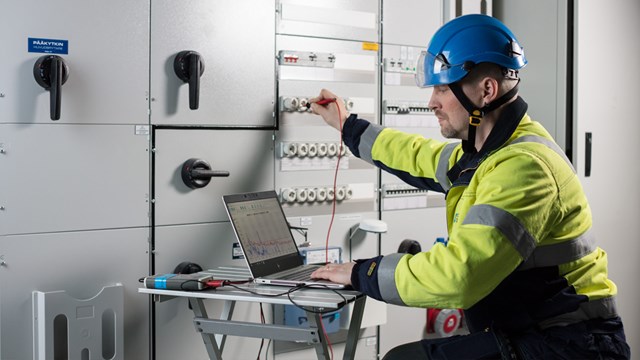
346, 97, 618, 332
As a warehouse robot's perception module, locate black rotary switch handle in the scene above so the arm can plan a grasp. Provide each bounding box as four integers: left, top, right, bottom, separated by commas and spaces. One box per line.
181, 158, 230, 189
33, 55, 70, 120
174, 51, 205, 110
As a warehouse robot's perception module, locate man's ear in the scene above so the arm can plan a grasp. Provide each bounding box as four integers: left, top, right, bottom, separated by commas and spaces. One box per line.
481, 77, 500, 104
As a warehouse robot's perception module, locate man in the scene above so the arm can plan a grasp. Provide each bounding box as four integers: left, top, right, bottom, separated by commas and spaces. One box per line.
310, 14, 630, 359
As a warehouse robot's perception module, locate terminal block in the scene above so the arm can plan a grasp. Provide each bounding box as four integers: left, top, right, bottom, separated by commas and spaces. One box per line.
280, 185, 353, 204
383, 100, 432, 115
278, 50, 336, 68
280, 142, 348, 158
384, 58, 417, 74
280, 96, 354, 113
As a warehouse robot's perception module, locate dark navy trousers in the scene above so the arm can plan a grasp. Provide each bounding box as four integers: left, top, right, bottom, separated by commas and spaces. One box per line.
382, 317, 630, 360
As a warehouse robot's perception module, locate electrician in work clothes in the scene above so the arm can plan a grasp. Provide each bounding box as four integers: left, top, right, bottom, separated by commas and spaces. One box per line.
310, 14, 630, 359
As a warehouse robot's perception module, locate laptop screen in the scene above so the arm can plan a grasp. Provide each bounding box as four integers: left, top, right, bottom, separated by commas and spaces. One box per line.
223, 191, 303, 278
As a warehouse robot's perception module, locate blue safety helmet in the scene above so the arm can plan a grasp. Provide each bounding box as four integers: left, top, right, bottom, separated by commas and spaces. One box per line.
415, 14, 527, 87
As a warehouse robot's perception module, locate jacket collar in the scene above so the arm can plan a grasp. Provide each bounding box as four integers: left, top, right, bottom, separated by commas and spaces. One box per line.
447, 96, 528, 185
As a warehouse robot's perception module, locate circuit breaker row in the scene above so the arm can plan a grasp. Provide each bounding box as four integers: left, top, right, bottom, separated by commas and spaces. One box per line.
381, 183, 429, 197
384, 58, 417, 74
383, 100, 432, 114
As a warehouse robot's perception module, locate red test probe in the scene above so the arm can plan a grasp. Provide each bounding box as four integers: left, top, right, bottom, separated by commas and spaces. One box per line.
306, 98, 337, 109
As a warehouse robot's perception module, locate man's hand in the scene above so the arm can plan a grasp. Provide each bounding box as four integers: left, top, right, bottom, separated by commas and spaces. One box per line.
310, 262, 355, 286
309, 88, 349, 131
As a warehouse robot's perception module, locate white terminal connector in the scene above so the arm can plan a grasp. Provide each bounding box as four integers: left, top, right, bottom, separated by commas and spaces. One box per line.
345, 186, 353, 200
306, 188, 317, 202
327, 143, 338, 157
344, 99, 354, 111
297, 98, 309, 112
280, 188, 297, 203
296, 143, 309, 157
282, 97, 299, 112
316, 187, 327, 202
335, 187, 346, 201
326, 187, 335, 201
317, 143, 328, 157
307, 143, 318, 157
296, 188, 308, 203
283, 142, 298, 158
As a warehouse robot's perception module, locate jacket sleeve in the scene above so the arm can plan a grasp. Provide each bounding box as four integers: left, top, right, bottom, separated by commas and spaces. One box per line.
343, 115, 462, 192
353, 148, 563, 310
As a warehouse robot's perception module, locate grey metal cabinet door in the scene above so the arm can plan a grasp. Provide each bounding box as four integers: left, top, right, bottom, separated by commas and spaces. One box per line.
0, 0, 149, 124
153, 129, 275, 226
150, 0, 276, 126
0, 124, 150, 235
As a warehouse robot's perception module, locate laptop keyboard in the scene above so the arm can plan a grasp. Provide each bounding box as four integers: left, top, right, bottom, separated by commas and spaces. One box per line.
274, 266, 320, 281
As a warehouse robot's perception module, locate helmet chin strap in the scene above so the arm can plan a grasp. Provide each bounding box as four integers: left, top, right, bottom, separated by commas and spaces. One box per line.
448, 79, 520, 153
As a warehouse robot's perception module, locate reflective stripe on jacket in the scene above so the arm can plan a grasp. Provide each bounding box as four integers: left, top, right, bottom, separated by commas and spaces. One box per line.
344, 97, 618, 332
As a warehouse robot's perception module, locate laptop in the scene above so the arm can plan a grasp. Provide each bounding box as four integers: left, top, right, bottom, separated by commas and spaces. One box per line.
222, 190, 345, 289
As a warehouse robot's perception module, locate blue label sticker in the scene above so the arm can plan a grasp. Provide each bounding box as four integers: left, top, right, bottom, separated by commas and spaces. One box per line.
28, 37, 69, 54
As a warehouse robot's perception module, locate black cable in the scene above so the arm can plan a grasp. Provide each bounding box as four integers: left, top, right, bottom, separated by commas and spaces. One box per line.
265, 339, 272, 360
286, 284, 348, 314
225, 282, 304, 297
257, 303, 265, 360
225, 283, 348, 314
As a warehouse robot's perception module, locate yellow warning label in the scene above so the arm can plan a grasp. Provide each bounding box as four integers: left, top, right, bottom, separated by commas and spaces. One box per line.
362, 42, 379, 51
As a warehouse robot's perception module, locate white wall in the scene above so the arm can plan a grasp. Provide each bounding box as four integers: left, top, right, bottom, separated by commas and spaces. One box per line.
575, 0, 640, 354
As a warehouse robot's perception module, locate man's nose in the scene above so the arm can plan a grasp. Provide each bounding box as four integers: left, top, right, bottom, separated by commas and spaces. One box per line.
427, 96, 438, 111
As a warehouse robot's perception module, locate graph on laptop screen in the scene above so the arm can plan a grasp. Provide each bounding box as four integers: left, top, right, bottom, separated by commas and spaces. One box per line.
226, 197, 298, 263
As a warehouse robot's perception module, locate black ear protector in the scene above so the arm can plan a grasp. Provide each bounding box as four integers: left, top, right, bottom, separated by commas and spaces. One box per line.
397, 239, 422, 255
173, 261, 203, 275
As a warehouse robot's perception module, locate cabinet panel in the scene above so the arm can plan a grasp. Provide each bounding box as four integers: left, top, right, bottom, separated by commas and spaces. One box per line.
150, 0, 276, 126
0, 124, 149, 235
383, 0, 442, 47
494, 0, 568, 150
0, 0, 149, 124
277, 0, 379, 42
154, 129, 275, 226
574, 0, 640, 351
0, 229, 149, 360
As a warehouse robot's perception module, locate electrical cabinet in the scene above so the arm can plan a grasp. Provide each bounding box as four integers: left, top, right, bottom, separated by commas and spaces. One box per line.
494, 0, 569, 150
0, 0, 149, 124
153, 129, 275, 226
277, 0, 379, 42
149, 0, 276, 126
276, 35, 379, 219
0, 124, 149, 236
148, 1, 279, 358
6, 0, 609, 359
573, 0, 640, 351
383, 0, 442, 47
0, 1, 151, 357
0, 229, 149, 360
